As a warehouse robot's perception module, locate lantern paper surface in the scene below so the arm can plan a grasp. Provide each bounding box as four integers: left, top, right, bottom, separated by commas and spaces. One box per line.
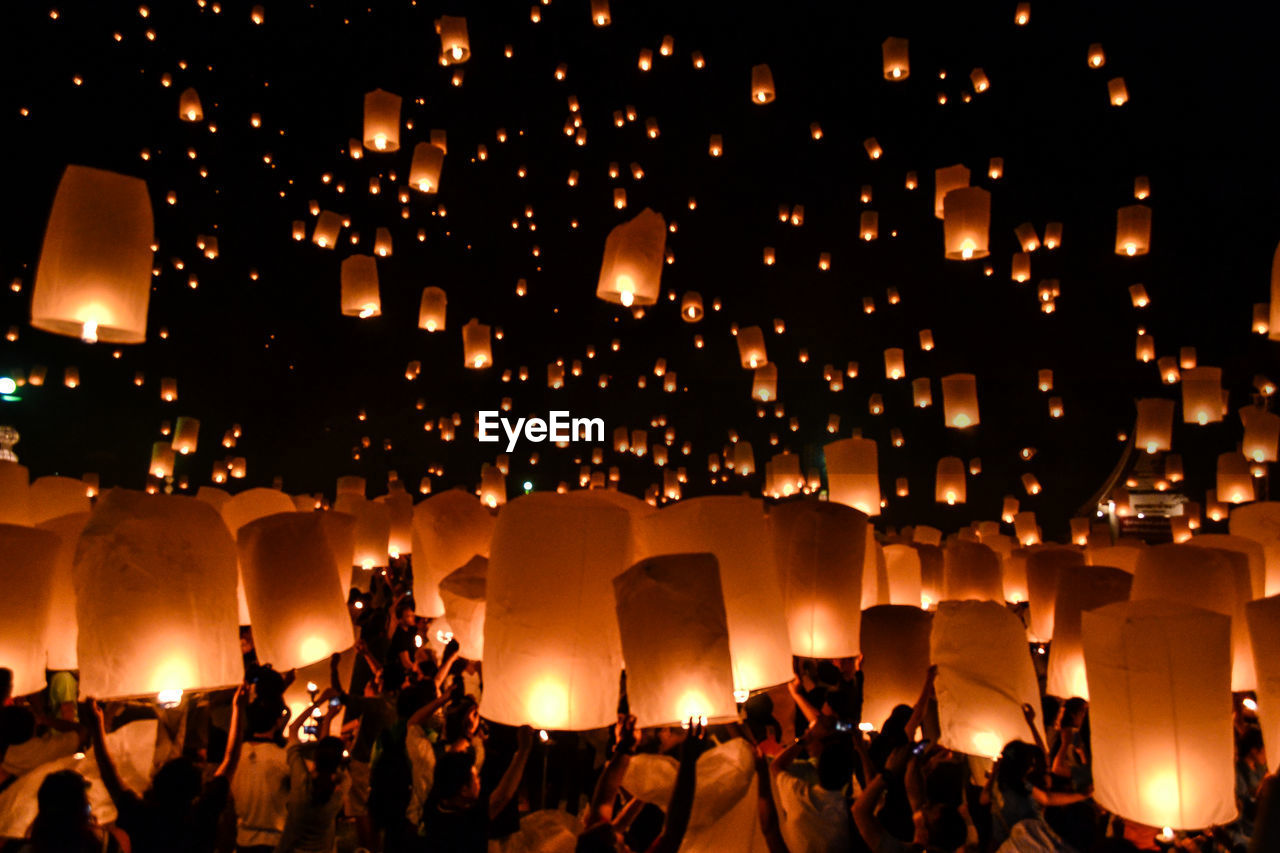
411, 488, 494, 618
596, 208, 666, 307
771, 501, 866, 658
823, 437, 880, 516
28, 475, 90, 523
1044, 564, 1131, 699
1230, 502, 1280, 595
941, 540, 1003, 602
860, 605, 932, 731
1025, 547, 1084, 642
362, 88, 402, 152
1246, 595, 1280, 781
333, 494, 390, 573
0, 524, 61, 694
220, 487, 296, 535
882, 544, 924, 607
440, 556, 486, 660
1188, 533, 1266, 599
37, 511, 88, 671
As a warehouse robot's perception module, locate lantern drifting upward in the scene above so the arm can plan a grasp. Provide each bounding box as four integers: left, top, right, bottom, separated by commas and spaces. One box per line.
411, 489, 494, 619
362, 88, 402, 153
596, 208, 666, 307
409, 143, 445, 193
418, 286, 447, 331
1217, 453, 1254, 505
178, 87, 203, 122
772, 501, 867, 658
1045, 565, 1131, 700
31, 165, 154, 344
934, 164, 970, 219
941, 373, 980, 428
613, 553, 737, 727
462, 318, 492, 369
1083, 600, 1235, 830
824, 437, 880, 516
751, 364, 777, 402
882, 37, 909, 80
943, 188, 990, 260
750, 64, 775, 103
1115, 205, 1151, 256
1134, 398, 1174, 453
1246, 595, 1280, 781
1182, 367, 1223, 424
589, 0, 610, 26
942, 540, 1002, 601
440, 557, 486, 660
935, 457, 966, 505
435, 16, 470, 64
737, 325, 768, 368
861, 606, 931, 731
340, 255, 381, 318
480, 493, 630, 730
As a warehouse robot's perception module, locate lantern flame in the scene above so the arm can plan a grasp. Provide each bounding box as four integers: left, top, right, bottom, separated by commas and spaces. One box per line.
81, 319, 99, 343
373, 134, 387, 150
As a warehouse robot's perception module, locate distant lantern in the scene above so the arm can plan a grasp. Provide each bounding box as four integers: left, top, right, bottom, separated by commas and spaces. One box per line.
750, 64, 775, 103
596, 208, 666, 307
1253, 303, 1270, 335
238, 512, 354, 671
863, 137, 883, 159
1129, 284, 1150, 307
74, 491, 241, 698
435, 15, 470, 64
932, 600, 1043, 759
1107, 77, 1128, 106
734, 441, 756, 476
1088, 43, 1106, 67
340, 255, 380, 318
1044, 222, 1063, 249
480, 493, 630, 730
312, 211, 342, 249
1134, 175, 1151, 200
178, 87, 203, 122
860, 210, 879, 240
636, 496, 792, 695
1241, 407, 1280, 463
969, 67, 990, 92
934, 164, 970, 219
861, 605, 931, 729
1217, 453, 1255, 505
480, 463, 506, 508
988, 157, 1004, 179
362, 88, 402, 153
751, 364, 778, 402
1134, 334, 1155, 362
0, 525, 61, 694
1083, 600, 1235, 829
409, 142, 445, 192
708, 134, 723, 157
882, 37, 909, 80
941, 373, 979, 428
942, 188, 991, 260
373, 227, 392, 258
912, 377, 933, 408
589, 0, 610, 26
919, 329, 935, 350
737, 325, 768, 369
172, 416, 200, 455
680, 291, 703, 322
614, 553, 736, 728
772, 501, 867, 658
884, 347, 906, 380
149, 441, 175, 479
1014, 2, 1031, 24
1014, 222, 1040, 253
1115, 204, 1151, 256
418, 286, 447, 331
1021, 473, 1042, 496
461, 318, 492, 369
31, 165, 154, 344
1181, 366, 1223, 424
1134, 398, 1174, 454
824, 437, 881, 516
1037, 369, 1053, 392
935, 457, 966, 505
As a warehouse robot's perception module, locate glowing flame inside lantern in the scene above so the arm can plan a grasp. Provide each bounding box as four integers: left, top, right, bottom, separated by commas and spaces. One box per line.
425, 320, 437, 332
953, 413, 971, 428
960, 239, 976, 260
81, 318, 99, 343
358, 303, 377, 319
1124, 242, 1137, 256
971, 730, 1002, 759
373, 134, 387, 150
450, 45, 463, 60
617, 275, 635, 307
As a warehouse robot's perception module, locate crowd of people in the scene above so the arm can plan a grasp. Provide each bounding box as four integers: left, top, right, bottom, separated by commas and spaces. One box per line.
1, 557, 1276, 853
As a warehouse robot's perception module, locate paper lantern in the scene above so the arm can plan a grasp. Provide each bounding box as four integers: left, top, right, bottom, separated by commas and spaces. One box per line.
440, 557, 486, 660
941, 373, 979, 428
220, 487, 296, 536
933, 164, 969, 219
883, 347, 905, 380
333, 494, 391, 573
680, 291, 704, 322
178, 87, 202, 121
916, 542, 943, 604
1189, 534, 1266, 600
1042, 564, 1132, 701
1014, 222, 1040, 253
859, 210, 879, 240
970, 68, 990, 92
480, 463, 506, 508
764, 453, 803, 498
614, 554, 737, 727
911, 377, 932, 408
339, 255, 381, 318
1083, 600, 1234, 829
943, 188, 990, 260
435, 15, 470, 64
750, 64, 775, 103
31, 166, 154, 344
0, 524, 61, 694
932, 600, 1043, 758
596, 208, 666, 307
480, 493, 630, 729
860, 605, 931, 730
882, 544, 924, 607
409, 142, 445, 193
37, 512, 88, 671
27, 475, 90, 523
1246, 595, 1280, 778
771, 501, 866, 658
1134, 398, 1174, 453
170, 416, 199, 455
0, 462, 29, 526
733, 441, 755, 476
312, 211, 342, 248
590, 0, 610, 26
751, 364, 777, 402
942, 541, 1002, 601
74, 491, 241, 698
824, 437, 880, 516
736, 325, 768, 368
1217, 453, 1255, 505
1182, 367, 1223, 424
636, 496, 791, 695
378, 485, 413, 558
1230, 502, 1280, 595
237, 512, 354, 670
1115, 204, 1151, 256
863, 137, 883, 159
149, 441, 174, 479
1025, 547, 1084, 642
1241, 406, 1280, 462
462, 318, 492, 368
411, 489, 494, 619
417, 286, 447, 331
934, 457, 965, 506
1132, 544, 1255, 691
1107, 77, 1129, 106
362, 88, 401, 152
882, 37, 909, 80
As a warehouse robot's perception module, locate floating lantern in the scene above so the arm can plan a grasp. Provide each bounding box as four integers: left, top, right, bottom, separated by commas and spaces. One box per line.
1025, 548, 1084, 642
1246, 595, 1280, 773
772, 501, 866, 658
884, 347, 905, 380
435, 15, 470, 64
863, 137, 883, 159
418, 286, 447, 331
589, 0, 610, 26
970, 68, 990, 92
824, 437, 880, 516
988, 157, 1004, 179
1241, 407, 1280, 462
1115, 204, 1151, 256
462, 318, 492, 368
750, 64, 775, 103
882, 37, 909, 80
737, 325, 768, 368
409, 142, 445, 193
178, 87, 202, 122
860, 210, 879, 240
751, 364, 777, 401
941, 373, 979, 427
411, 489, 494, 618
333, 494, 390, 574
1231, 503, 1280, 596
1014, 223, 1040, 253
934, 164, 970, 219
440, 557, 486, 659
1083, 600, 1234, 829
1107, 77, 1129, 106
680, 291, 704, 322
935, 457, 966, 505
1217, 453, 1255, 504
480, 464, 506, 508
1181, 367, 1223, 424
362, 88, 402, 153
1088, 43, 1106, 67
861, 605, 931, 730
1134, 398, 1174, 453
943, 188, 990, 260
1129, 284, 1149, 307
596, 208, 665, 307
31, 166, 154, 344
340, 255, 380, 318
942, 540, 1002, 601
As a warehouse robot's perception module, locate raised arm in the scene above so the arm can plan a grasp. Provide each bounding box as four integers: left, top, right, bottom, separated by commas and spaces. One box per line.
1021, 703, 1049, 758
786, 676, 821, 726
289, 687, 338, 742
88, 700, 138, 809
214, 684, 249, 779
584, 715, 638, 827
852, 744, 909, 850
903, 665, 937, 740
770, 714, 830, 778
647, 719, 708, 853
488, 725, 534, 820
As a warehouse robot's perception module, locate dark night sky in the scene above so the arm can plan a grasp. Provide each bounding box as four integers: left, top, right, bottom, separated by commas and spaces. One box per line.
1, 0, 1276, 539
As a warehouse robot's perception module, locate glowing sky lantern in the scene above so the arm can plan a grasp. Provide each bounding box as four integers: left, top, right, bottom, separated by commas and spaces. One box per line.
178, 87, 202, 122
480, 463, 506, 508
311, 211, 342, 248
0, 524, 61, 694
1189, 534, 1266, 601
1115, 204, 1151, 256
440, 556, 486, 659
680, 291, 704, 322
939, 373, 979, 429
27, 475, 90, 523
942, 187, 990, 260
1181, 366, 1223, 424
1216, 452, 1255, 505
480, 492, 630, 729
435, 15, 470, 64
333, 493, 391, 573
881, 544, 924, 607
409, 142, 445, 193
823, 437, 881, 517
340, 255, 381, 318
881, 36, 909, 80
860, 605, 931, 731
1107, 77, 1129, 106
750, 63, 775, 103
220, 486, 296, 535
1025, 547, 1084, 642
1133, 398, 1174, 453
1246, 595, 1280, 780
1230, 502, 1280, 595
411, 488, 495, 618
751, 363, 777, 401
237, 511, 354, 671
1083, 600, 1235, 830
941, 540, 1002, 601
596, 208, 666, 307
74, 491, 241, 699
31, 165, 154, 344
37, 511, 88, 671
771, 501, 866, 658
1044, 564, 1131, 700
462, 318, 492, 368
362, 88, 402, 153
736, 325, 768, 369
1240, 406, 1280, 462
614, 553, 737, 727
377, 482, 414, 559
636, 496, 791, 696
589, 0, 610, 26
931, 600, 1044, 759
171, 416, 200, 455
418, 286, 447, 331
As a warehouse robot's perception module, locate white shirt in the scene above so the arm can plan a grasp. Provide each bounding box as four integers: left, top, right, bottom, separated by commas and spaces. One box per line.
1, 730, 79, 777
771, 759, 852, 853
406, 724, 437, 826
231, 739, 291, 847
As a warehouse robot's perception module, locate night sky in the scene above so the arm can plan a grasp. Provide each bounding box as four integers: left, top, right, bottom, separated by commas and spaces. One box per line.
2, 0, 1276, 539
